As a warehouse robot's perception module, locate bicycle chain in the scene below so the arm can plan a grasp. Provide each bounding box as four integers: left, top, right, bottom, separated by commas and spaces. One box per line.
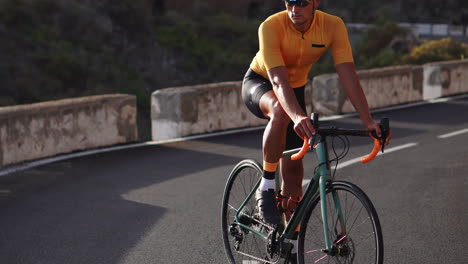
234, 224, 283, 264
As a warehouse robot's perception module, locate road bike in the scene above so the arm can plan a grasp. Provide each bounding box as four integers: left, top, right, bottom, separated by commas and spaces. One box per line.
221, 113, 389, 264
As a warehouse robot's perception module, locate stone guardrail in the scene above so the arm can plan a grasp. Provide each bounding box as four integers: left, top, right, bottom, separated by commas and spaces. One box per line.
151, 82, 311, 141
0, 94, 138, 166
152, 59, 468, 141
2, 60, 465, 167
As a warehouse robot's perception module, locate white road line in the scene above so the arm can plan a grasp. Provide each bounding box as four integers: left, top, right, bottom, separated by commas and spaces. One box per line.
337, 142, 419, 170
437, 128, 468, 139
302, 142, 418, 186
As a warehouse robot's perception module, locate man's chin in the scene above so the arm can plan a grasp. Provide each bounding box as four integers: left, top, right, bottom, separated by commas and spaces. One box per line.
292, 19, 306, 26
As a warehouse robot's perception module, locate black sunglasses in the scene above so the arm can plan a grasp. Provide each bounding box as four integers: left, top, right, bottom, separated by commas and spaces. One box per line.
285, 0, 310, 7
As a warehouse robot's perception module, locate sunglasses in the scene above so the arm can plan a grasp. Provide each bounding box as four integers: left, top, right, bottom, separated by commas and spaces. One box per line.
285, 0, 310, 7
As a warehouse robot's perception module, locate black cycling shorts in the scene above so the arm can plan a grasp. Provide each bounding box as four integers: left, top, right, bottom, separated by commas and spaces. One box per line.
242, 68, 307, 150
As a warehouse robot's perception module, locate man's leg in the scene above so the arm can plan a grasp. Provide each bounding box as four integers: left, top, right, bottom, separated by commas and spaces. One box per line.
256, 90, 291, 224
280, 86, 306, 218
280, 121, 306, 263
280, 159, 304, 262
280, 158, 304, 221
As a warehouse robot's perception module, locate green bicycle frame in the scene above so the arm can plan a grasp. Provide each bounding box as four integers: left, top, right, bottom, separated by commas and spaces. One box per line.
233, 176, 268, 240
233, 136, 348, 251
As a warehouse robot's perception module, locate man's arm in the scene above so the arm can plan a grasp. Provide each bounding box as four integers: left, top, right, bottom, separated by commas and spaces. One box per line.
335, 63, 374, 126
336, 62, 392, 144
268, 66, 315, 139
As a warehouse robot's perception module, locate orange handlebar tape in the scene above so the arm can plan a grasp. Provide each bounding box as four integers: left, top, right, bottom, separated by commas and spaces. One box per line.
291, 137, 309, 160
361, 135, 381, 163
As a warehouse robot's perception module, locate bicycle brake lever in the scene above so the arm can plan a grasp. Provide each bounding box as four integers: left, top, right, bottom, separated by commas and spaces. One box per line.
380, 139, 386, 153
309, 135, 317, 149
311, 112, 319, 147
379, 118, 390, 153
370, 119, 389, 153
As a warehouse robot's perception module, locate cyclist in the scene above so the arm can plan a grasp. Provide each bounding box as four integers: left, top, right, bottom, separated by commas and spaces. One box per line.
242, 0, 392, 259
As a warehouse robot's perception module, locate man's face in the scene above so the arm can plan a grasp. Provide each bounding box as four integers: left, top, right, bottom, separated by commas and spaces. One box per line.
285, 0, 319, 27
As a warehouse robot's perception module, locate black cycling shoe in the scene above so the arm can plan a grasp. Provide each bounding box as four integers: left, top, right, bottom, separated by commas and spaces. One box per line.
256, 189, 281, 225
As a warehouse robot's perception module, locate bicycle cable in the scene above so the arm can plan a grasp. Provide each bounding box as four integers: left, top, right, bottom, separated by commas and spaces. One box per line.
312, 135, 350, 179
330, 135, 350, 179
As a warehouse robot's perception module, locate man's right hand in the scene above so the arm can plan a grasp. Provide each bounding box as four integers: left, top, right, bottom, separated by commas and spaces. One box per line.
293, 116, 315, 140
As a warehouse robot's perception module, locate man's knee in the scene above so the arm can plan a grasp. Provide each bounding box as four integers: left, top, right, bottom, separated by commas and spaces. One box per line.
270, 101, 290, 126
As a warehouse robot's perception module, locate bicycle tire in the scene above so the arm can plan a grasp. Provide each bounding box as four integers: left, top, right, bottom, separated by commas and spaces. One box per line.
221, 159, 271, 264
297, 181, 383, 264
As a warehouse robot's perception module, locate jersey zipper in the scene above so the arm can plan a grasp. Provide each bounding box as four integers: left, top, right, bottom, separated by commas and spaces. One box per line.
297, 32, 306, 69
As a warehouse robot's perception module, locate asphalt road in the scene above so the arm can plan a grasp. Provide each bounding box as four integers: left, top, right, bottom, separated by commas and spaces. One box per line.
0, 96, 467, 264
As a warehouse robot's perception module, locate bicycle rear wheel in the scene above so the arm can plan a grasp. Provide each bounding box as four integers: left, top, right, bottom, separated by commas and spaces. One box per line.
221, 159, 272, 264
298, 181, 383, 264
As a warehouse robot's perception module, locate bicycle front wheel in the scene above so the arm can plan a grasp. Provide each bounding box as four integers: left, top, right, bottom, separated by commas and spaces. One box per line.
298, 181, 383, 264
221, 159, 271, 264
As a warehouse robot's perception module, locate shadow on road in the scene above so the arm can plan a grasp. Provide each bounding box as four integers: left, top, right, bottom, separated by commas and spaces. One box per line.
0, 144, 239, 264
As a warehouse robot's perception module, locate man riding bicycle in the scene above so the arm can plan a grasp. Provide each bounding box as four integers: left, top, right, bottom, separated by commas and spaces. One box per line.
242, 0, 392, 261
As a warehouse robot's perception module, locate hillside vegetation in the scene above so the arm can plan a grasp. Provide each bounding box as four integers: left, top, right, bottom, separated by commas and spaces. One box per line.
0, 0, 467, 140
322, 0, 467, 25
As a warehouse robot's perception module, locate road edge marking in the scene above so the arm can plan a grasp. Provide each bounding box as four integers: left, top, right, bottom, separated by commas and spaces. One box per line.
302, 142, 418, 186
437, 128, 468, 139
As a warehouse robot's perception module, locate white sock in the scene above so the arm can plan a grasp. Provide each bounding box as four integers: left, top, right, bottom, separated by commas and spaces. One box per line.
259, 178, 275, 191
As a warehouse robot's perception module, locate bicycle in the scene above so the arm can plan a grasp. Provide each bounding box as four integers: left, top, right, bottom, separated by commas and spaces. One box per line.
221, 113, 389, 264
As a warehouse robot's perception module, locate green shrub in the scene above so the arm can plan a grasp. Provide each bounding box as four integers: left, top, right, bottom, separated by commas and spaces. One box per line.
0, 0, 36, 30
155, 11, 259, 82
107, 0, 153, 37
362, 48, 401, 69
401, 38, 468, 65
44, 41, 85, 87
355, 19, 408, 69
33, 0, 60, 22
0, 96, 16, 106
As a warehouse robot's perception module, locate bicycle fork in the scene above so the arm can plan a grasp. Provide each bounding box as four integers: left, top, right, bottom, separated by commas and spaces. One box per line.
315, 140, 348, 256
319, 176, 347, 253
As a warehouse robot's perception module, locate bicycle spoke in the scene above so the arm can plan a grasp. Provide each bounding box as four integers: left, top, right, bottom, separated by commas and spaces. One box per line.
222, 160, 272, 264
346, 204, 365, 234
344, 192, 357, 230
349, 230, 376, 245
228, 204, 239, 217
299, 182, 382, 264
314, 254, 329, 263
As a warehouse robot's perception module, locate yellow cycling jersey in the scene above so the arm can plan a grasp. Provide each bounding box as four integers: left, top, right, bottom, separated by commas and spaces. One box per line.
250, 10, 354, 88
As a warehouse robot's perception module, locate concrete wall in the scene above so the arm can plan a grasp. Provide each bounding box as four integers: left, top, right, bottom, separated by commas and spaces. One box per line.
151, 82, 266, 141
0, 94, 138, 166
315, 65, 424, 114
424, 60, 468, 99
151, 81, 315, 141
151, 59, 468, 141
284, 60, 468, 114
